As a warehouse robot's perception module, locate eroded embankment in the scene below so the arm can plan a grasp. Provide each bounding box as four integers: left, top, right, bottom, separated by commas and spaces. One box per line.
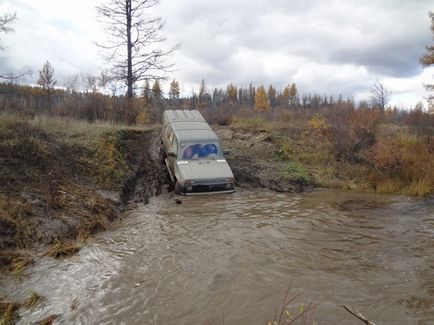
0, 116, 165, 272
216, 126, 314, 192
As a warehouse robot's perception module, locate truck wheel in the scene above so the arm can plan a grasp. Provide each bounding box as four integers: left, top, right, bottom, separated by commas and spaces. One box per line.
160, 147, 166, 164
174, 181, 183, 194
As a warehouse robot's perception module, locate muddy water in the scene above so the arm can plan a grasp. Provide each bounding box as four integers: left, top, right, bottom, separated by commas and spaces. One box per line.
3, 189, 434, 324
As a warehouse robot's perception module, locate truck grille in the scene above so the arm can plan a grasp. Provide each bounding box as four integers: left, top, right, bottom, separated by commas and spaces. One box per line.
190, 184, 229, 193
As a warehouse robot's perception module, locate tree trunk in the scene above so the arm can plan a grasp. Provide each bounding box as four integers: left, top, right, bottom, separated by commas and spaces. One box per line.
126, 0, 133, 99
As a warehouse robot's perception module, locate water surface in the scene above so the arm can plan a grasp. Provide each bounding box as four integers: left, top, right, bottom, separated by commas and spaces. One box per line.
3, 189, 434, 324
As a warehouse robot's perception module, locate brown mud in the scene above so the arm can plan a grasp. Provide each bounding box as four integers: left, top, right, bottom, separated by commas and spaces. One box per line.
0, 122, 166, 271
216, 126, 314, 192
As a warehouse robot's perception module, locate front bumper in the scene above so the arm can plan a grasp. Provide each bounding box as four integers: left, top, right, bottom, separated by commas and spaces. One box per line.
182, 182, 235, 195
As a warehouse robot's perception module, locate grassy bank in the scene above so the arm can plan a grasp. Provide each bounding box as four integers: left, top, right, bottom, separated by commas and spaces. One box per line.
0, 113, 157, 271
218, 112, 433, 196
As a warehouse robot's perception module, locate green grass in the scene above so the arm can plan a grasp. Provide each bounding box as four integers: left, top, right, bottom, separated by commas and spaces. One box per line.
280, 161, 311, 183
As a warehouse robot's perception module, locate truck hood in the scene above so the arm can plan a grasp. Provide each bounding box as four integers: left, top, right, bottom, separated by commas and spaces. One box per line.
176, 159, 234, 182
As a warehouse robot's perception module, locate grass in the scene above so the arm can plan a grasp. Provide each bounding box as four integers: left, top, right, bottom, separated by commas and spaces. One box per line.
23, 291, 42, 309
1, 113, 156, 269
232, 116, 267, 130
0, 298, 20, 325
46, 239, 82, 259
29, 115, 145, 147
267, 284, 317, 325
280, 161, 311, 183
0, 113, 152, 189
375, 178, 403, 194
35, 315, 58, 325
403, 179, 432, 196
29, 115, 136, 188
376, 178, 432, 197
10, 253, 33, 278
0, 195, 36, 250
266, 115, 434, 196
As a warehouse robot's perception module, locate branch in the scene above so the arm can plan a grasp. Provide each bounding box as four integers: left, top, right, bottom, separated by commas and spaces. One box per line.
342, 305, 376, 325
0, 68, 32, 80
0, 12, 16, 34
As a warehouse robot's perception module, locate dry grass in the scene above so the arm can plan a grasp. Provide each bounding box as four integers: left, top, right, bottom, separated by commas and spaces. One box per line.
23, 291, 42, 309
10, 253, 33, 278
35, 314, 58, 325
232, 116, 267, 131
228, 114, 433, 196
46, 240, 81, 259
267, 284, 317, 325
403, 179, 432, 197
375, 179, 403, 194
0, 297, 20, 325
0, 195, 36, 249
0, 113, 155, 268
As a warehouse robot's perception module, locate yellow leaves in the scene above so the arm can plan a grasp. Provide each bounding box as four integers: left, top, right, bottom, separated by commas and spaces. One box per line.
136, 111, 150, 124
299, 303, 305, 313
289, 83, 297, 98
95, 135, 128, 184
254, 85, 270, 112
309, 114, 328, 130
227, 83, 238, 103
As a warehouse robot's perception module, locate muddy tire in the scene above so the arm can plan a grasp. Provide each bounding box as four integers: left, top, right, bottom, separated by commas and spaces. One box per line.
174, 181, 183, 194
159, 146, 166, 164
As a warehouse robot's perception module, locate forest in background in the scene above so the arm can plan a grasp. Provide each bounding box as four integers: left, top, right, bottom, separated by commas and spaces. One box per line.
1, 76, 433, 196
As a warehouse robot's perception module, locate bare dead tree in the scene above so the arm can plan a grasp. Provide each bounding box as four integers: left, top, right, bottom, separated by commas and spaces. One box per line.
64, 74, 81, 93
370, 81, 390, 111
0, 12, 16, 44
0, 12, 32, 80
420, 12, 434, 111
96, 0, 177, 100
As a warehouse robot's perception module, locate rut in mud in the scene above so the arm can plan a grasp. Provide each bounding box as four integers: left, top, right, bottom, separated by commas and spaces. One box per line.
0, 122, 166, 268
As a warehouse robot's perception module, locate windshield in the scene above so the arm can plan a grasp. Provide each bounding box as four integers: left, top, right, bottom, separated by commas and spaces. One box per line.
180, 142, 222, 160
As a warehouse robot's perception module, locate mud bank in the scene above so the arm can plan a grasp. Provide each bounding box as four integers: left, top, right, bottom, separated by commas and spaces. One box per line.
216, 126, 314, 192
0, 116, 165, 271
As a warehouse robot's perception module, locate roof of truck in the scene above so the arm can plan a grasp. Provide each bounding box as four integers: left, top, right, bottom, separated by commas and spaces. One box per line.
163, 110, 219, 142
171, 121, 211, 132
176, 129, 219, 142
163, 110, 207, 123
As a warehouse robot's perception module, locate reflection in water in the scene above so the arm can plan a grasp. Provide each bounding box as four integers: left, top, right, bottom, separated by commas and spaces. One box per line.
2, 189, 434, 324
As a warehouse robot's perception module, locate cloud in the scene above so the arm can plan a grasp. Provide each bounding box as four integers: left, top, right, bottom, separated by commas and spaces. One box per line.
0, 0, 433, 106
0, 0, 104, 82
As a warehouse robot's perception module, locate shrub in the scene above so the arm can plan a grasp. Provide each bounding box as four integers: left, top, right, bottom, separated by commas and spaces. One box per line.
281, 161, 311, 183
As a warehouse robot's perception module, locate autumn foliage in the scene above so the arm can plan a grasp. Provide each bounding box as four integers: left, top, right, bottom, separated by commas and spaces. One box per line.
1, 78, 433, 195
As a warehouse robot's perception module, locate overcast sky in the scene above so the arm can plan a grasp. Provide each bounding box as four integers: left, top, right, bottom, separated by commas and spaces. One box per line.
0, 0, 433, 107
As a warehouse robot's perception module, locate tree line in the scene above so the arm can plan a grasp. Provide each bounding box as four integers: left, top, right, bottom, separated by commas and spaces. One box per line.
0, 4, 433, 126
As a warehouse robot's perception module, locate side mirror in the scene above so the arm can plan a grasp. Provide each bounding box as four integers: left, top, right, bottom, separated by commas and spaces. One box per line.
223, 150, 230, 155
167, 151, 176, 158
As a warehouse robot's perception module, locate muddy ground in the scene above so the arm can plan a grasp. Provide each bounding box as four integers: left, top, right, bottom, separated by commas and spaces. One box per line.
216, 126, 313, 192
0, 121, 166, 271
